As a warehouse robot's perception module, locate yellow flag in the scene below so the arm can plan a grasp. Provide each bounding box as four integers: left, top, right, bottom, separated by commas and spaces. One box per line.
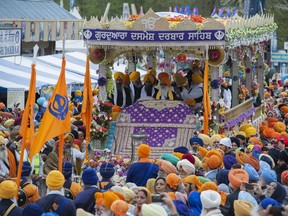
16, 63, 36, 188
81, 56, 93, 160
29, 58, 70, 160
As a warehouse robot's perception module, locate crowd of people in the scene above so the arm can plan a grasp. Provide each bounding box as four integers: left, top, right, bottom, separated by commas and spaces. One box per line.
0, 67, 287, 215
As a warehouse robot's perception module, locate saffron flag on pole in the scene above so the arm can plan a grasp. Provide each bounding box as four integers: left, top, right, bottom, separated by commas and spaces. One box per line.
16, 62, 36, 188
29, 58, 70, 163
81, 55, 93, 161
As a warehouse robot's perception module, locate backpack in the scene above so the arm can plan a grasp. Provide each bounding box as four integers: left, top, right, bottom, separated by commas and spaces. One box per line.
17, 182, 30, 207
64, 180, 75, 200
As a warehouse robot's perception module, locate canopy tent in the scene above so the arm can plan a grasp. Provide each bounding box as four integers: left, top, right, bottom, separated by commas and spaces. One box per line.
0, 52, 99, 90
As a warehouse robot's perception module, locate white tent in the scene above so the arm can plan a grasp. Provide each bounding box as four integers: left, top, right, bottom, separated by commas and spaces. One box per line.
0, 52, 99, 90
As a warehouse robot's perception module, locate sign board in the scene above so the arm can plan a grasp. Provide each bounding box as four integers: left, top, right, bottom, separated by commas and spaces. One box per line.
83, 29, 225, 43
0, 28, 21, 57
7, 88, 25, 110
271, 53, 288, 63
284, 42, 288, 50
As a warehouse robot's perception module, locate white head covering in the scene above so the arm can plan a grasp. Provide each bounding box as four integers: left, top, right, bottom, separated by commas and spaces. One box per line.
177, 159, 195, 175
219, 138, 232, 148
141, 203, 168, 216
200, 190, 221, 209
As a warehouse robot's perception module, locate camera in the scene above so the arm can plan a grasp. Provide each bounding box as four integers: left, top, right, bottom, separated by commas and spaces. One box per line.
151, 194, 163, 203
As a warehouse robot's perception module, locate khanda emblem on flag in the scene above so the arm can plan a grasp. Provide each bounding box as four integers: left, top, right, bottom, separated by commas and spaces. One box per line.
48, 94, 69, 120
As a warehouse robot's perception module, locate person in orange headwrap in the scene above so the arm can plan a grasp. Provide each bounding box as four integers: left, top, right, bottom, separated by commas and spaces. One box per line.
155, 77, 176, 100
129, 71, 143, 103
225, 169, 249, 215
182, 175, 203, 195
126, 144, 159, 186
181, 72, 204, 112
140, 74, 159, 100
0, 136, 18, 178
112, 72, 132, 108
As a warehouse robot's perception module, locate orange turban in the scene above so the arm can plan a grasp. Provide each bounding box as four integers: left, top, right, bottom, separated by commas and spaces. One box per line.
273, 122, 286, 133
281, 170, 288, 185
102, 191, 120, 209
143, 74, 155, 84
184, 99, 196, 107
160, 77, 171, 87
199, 182, 218, 192
192, 73, 203, 84
280, 106, 288, 113
198, 146, 208, 158
158, 159, 177, 174
260, 125, 268, 132
201, 157, 209, 172
110, 200, 129, 216
264, 92, 271, 98
248, 137, 263, 147
114, 72, 125, 80
0, 102, 5, 110
129, 71, 140, 83
285, 113, 288, 119
158, 72, 169, 81
247, 156, 260, 171
228, 169, 249, 189
236, 151, 248, 165
207, 155, 223, 170
173, 73, 187, 86
112, 191, 125, 201
268, 117, 278, 127
166, 173, 181, 190
147, 69, 156, 77
206, 149, 223, 160
172, 152, 184, 160
137, 144, 151, 158
263, 128, 275, 138
182, 175, 203, 190
112, 106, 122, 112
123, 74, 130, 85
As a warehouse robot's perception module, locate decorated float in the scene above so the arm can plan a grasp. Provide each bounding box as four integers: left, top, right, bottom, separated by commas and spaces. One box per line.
82, 9, 277, 156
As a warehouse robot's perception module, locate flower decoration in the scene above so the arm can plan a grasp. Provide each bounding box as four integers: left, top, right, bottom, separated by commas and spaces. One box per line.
246, 68, 251, 73
209, 50, 219, 59
98, 77, 107, 87
211, 79, 220, 89
238, 83, 249, 102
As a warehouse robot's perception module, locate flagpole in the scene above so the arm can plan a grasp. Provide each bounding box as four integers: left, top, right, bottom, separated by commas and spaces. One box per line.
58, 32, 66, 172
16, 44, 38, 192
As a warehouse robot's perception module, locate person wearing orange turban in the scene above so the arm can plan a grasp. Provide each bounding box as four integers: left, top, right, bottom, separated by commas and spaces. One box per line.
126, 144, 159, 186
166, 173, 181, 191
155, 77, 175, 101
113, 71, 132, 108
182, 175, 203, 194
140, 74, 158, 100
273, 122, 286, 133
129, 71, 142, 103
181, 72, 204, 112
157, 72, 169, 81
157, 159, 177, 178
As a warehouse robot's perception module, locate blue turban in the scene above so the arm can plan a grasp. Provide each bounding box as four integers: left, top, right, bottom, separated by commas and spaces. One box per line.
173, 200, 192, 216
252, 150, 261, 160
244, 164, 259, 181
100, 162, 115, 179
259, 160, 271, 175
261, 198, 280, 209
62, 161, 73, 180
261, 169, 277, 184
82, 167, 98, 185
189, 136, 203, 147
21, 161, 32, 177
22, 203, 44, 216
174, 146, 189, 154
188, 191, 202, 216
216, 169, 230, 185
223, 155, 237, 170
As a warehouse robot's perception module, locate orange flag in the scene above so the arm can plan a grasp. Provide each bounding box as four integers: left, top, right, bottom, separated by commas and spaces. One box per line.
16, 63, 36, 188
81, 56, 93, 161
203, 60, 211, 135
29, 58, 70, 171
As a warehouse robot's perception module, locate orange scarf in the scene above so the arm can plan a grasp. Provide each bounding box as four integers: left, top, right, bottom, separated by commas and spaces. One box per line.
7, 149, 17, 178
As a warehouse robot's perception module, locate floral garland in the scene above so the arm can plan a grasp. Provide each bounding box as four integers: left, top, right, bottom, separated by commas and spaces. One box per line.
222, 107, 256, 129
226, 23, 277, 48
